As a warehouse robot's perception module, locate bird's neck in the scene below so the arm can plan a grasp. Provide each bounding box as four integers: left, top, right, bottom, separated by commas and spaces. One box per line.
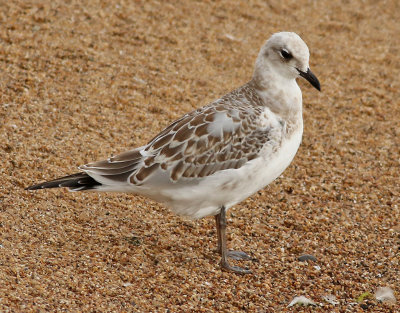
250, 65, 303, 120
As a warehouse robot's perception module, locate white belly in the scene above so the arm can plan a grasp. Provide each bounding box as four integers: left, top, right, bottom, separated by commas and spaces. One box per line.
155, 127, 303, 219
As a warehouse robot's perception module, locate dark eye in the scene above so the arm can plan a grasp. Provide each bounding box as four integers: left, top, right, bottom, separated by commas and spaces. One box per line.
280, 49, 292, 60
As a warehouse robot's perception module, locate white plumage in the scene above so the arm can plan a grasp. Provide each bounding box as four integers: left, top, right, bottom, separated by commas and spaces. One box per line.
27, 32, 320, 273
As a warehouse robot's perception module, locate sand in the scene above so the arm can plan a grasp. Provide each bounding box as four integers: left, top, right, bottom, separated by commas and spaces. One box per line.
0, 0, 399, 311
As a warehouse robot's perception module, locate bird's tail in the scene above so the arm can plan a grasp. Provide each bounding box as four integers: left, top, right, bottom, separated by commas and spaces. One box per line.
25, 172, 101, 191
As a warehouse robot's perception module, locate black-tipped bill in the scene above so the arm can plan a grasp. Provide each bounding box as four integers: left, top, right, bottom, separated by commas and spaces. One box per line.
298, 68, 321, 91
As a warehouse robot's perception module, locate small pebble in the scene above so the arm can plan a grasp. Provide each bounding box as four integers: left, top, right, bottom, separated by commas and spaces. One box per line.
375, 287, 396, 303
298, 254, 317, 262
322, 294, 339, 305
288, 296, 316, 307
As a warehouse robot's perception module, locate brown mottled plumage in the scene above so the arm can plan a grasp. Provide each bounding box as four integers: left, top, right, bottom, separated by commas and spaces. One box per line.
26, 32, 320, 274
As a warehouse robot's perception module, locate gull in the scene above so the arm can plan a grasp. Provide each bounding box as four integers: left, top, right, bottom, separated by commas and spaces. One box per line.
26, 32, 320, 274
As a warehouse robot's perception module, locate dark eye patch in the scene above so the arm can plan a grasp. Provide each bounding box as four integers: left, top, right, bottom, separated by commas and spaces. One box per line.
280, 49, 292, 60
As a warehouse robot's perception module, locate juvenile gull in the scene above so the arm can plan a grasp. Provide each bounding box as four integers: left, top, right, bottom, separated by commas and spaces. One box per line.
26, 32, 320, 274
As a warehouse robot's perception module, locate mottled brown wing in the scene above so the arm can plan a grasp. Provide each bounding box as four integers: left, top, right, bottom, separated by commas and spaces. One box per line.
83, 84, 280, 185
129, 101, 280, 184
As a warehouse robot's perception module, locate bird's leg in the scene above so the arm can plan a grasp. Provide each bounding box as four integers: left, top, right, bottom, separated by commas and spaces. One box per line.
215, 213, 222, 255
215, 212, 252, 261
215, 206, 252, 274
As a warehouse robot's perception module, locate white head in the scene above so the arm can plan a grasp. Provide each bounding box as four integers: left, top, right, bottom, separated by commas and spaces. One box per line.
253, 32, 320, 91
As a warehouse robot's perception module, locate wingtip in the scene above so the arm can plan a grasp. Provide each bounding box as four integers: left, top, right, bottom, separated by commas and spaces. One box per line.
25, 172, 101, 191
25, 184, 43, 191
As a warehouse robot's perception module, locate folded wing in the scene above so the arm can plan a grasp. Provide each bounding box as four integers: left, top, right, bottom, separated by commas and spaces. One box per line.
81, 99, 282, 187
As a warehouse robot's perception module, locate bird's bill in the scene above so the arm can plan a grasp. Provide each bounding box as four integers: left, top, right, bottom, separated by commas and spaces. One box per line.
298, 68, 321, 91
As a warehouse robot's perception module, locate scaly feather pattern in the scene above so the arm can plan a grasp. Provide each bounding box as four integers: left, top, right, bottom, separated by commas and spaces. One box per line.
81, 82, 284, 187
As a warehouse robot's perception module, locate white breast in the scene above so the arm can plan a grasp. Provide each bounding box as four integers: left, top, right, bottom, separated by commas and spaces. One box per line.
212, 124, 302, 215
143, 119, 303, 219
